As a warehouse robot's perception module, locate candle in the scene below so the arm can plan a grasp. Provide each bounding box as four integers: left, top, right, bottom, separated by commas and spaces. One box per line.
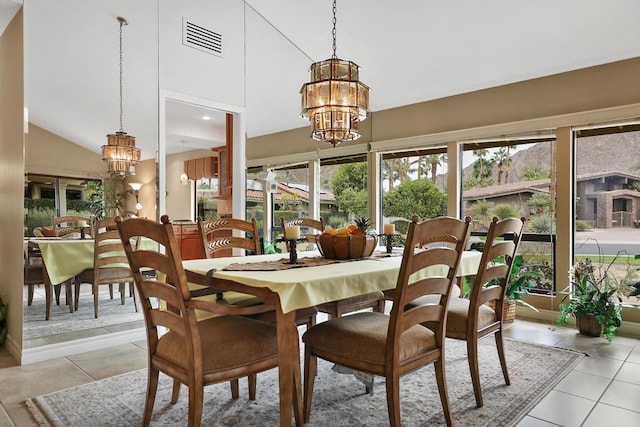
383, 223, 395, 235
285, 225, 300, 240
78, 219, 87, 228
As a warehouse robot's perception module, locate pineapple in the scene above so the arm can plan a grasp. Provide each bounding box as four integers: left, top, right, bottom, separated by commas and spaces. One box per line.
353, 217, 371, 235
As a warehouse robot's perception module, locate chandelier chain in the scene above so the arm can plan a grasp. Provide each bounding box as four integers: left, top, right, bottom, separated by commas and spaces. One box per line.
118, 17, 127, 132
331, 0, 337, 59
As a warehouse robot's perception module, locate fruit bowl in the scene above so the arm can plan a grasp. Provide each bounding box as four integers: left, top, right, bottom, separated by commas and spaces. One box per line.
315, 234, 377, 260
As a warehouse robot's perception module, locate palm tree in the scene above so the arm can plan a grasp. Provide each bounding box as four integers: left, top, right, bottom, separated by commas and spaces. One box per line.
425, 154, 444, 185
472, 149, 494, 187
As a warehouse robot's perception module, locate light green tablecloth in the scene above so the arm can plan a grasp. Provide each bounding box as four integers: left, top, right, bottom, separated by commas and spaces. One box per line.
183, 250, 481, 314
30, 238, 158, 285
32, 239, 95, 285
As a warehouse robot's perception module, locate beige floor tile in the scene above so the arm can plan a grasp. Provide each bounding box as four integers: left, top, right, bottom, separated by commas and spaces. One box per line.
556, 334, 634, 361
615, 361, 640, 385
0, 358, 92, 405
515, 415, 558, 427
599, 379, 640, 411
66, 342, 147, 380
582, 402, 640, 427
527, 390, 595, 427
573, 354, 624, 379
627, 344, 640, 364
555, 370, 611, 400
2, 400, 38, 427
0, 402, 16, 427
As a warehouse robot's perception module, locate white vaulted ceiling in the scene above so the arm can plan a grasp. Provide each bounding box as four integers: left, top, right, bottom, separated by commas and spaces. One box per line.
7, 0, 640, 159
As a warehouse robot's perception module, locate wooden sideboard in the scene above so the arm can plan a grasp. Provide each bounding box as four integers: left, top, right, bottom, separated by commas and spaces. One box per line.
172, 222, 202, 260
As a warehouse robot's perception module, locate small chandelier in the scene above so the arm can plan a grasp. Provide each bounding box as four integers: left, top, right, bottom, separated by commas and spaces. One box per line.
102, 16, 141, 176
300, 0, 370, 147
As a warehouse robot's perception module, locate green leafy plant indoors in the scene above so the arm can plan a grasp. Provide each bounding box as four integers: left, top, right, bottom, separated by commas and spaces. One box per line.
504, 255, 541, 312
557, 258, 623, 342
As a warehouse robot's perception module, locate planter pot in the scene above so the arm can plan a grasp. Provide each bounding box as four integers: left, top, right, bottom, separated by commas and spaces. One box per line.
576, 314, 602, 337
488, 298, 517, 323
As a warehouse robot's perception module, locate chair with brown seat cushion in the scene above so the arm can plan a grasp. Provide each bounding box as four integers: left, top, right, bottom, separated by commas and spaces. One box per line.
281, 217, 386, 320
443, 216, 525, 408
74, 217, 137, 318
302, 215, 471, 427
51, 215, 93, 237
116, 215, 280, 427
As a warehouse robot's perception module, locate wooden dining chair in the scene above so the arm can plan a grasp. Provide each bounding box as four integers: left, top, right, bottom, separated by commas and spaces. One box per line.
196, 216, 317, 327
281, 216, 386, 320
197, 216, 261, 258
302, 215, 471, 427
51, 215, 93, 237
444, 216, 525, 408
116, 215, 279, 427
74, 217, 137, 318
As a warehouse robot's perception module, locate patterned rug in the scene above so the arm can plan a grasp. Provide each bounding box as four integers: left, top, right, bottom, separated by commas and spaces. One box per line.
25, 337, 583, 426
23, 286, 143, 341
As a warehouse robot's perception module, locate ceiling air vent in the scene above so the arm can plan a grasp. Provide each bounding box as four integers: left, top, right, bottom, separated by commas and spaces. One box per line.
182, 18, 223, 58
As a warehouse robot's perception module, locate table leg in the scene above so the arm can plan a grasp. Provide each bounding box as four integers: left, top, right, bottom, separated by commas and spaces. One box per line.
43, 263, 52, 321
275, 308, 303, 427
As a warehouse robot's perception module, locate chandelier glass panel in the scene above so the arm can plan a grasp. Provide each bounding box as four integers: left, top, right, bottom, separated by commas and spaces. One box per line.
102, 16, 140, 176
300, 0, 370, 147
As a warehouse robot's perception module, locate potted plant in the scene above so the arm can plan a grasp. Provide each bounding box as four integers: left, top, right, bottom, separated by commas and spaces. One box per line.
557, 258, 623, 342
487, 255, 540, 322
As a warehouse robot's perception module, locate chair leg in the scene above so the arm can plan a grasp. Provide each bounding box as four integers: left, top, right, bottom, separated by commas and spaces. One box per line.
54, 284, 61, 305
467, 337, 483, 407
434, 359, 453, 427
248, 374, 257, 400
188, 379, 205, 427
375, 298, 386, 314
385, 370, 401, 427
230, 378, 239, 399
303, 346, 317, 423
93, 283, 99, 319
495, 330, 510, 386
143, 367, 160, 427
109, 284, 114, 300
119, 283, 126, 305
64, 280, 73, 313
74, 280, 81, 311
170, 379, 181, 404
131, 283, 139, 312
27, 284, 34, 306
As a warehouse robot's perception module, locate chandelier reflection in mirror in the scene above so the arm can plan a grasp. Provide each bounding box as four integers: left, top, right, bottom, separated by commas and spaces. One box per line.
102, 16, 141, 176
300, 0, 370, 147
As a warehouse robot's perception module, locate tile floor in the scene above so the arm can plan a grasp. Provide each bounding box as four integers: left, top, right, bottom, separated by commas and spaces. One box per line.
0, 318, 639, 426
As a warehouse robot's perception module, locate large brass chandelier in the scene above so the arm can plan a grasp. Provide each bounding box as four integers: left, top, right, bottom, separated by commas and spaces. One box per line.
102, 16, 141, 176
300, 0, 370, 147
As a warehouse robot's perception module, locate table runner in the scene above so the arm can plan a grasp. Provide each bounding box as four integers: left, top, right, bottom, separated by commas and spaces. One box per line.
223, 256, 347, 271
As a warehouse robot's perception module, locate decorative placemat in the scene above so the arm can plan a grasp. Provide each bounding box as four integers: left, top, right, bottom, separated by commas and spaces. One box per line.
223, 256, 348, 271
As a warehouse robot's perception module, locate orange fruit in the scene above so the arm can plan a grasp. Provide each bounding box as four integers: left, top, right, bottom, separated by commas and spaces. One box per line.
347, 224, 358, 234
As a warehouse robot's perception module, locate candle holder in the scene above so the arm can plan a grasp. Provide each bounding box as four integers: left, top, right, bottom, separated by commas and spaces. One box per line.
80, 226, 89, 239
275, 237, 309, 264
385, 234, 394, 254
288, 239, 298, 264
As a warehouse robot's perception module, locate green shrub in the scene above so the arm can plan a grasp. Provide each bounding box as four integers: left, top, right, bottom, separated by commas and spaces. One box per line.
575, 220, 591, 232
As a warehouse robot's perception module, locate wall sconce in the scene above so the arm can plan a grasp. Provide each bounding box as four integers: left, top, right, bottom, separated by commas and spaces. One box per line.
128, 182, 143, 215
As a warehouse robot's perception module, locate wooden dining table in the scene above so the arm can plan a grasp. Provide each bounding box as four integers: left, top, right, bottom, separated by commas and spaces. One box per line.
183, 249, 482, 426
27, 238, 95, 319
27, 237, 155, 320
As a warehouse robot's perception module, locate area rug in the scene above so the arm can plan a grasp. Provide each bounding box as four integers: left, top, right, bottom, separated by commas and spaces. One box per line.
23, 286, 143, 340
26, 337, 583, 426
